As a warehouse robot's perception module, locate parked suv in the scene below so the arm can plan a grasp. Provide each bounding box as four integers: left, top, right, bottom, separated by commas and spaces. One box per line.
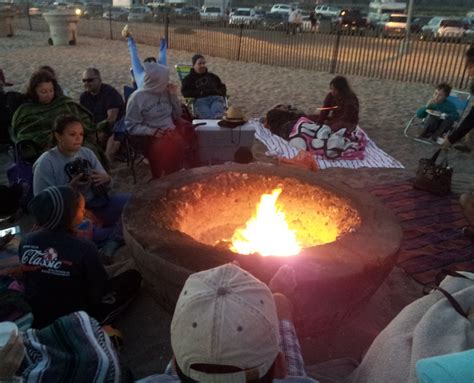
421, 17, 465, 40
314, 4, 340, 19
270, 4, 291, 15
229, 8, 256, 25
200, 6, 223, 21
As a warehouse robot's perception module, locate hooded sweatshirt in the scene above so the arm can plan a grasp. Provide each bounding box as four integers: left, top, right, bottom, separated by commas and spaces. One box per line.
181, 68, 226, 99
20, 186, 107, 328
125, 63, 182, 136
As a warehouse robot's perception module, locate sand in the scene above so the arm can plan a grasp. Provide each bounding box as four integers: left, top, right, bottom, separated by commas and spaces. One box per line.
1, 28, 474, 380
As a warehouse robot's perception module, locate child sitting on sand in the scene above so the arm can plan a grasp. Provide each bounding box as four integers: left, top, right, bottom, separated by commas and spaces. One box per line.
416, 82, 459, 140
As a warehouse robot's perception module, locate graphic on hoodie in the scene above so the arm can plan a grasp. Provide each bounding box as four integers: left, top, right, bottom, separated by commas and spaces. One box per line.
21, 244, 72, 276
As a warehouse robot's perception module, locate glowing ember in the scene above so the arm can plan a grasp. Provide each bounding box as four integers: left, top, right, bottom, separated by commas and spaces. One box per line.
231, 188, 301, 257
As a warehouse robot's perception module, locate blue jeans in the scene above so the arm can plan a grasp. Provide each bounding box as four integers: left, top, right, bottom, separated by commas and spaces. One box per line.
194, 96, 226, 119
87, 192, 131, 244
128, 37, 167, 89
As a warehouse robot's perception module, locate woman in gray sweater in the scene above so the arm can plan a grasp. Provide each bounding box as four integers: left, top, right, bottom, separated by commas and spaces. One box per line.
125, 62, 186, 178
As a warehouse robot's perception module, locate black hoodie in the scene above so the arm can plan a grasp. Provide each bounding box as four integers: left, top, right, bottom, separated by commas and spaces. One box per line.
181, 68, 226, 99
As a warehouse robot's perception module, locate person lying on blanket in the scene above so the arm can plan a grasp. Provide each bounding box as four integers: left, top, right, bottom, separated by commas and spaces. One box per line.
311, 76, 359, 134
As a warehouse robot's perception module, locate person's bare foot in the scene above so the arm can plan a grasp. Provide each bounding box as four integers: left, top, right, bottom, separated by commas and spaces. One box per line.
268, 264, 297, 296
121, 24, 131, 39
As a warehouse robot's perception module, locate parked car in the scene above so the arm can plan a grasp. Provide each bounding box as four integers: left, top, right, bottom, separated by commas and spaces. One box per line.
270, 4, 291, 15
261, 11, 287, 30
83, 3, 103, 19
179, 6, 199, 17
421, 17, 465, 40
200, 6, 223, 21
410, 16, 431, 33
466, 28, 474, 42
229, 8, 256, 25
102, 6, 128, 21
254, 9, 265, 21
128, 6, 153, 22
380, 13, 407, 37
28, 5, 42, 16
314, 4, 340, 19
334, 8, 367, 32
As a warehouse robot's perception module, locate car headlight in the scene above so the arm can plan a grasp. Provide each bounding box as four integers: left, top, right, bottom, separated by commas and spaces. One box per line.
75, 8, 82, 15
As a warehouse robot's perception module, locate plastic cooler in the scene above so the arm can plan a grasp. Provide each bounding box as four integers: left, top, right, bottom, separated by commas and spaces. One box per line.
193, 119, 255, 164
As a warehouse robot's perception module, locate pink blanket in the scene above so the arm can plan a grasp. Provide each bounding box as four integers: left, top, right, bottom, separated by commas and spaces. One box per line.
288, 117, 368, 160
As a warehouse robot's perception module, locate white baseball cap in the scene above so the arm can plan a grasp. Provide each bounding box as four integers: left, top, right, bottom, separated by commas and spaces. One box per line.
171, 264, 280, 383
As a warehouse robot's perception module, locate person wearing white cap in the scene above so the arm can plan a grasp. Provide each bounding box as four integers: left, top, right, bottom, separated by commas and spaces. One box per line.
138, 263, 317, 383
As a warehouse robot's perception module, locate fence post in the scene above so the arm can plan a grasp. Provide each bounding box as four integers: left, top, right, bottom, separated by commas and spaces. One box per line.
108, 5, 113, 40
165, 12, 169, 46
237, 23, 244, 61
26, 1, 32, 31
330, 30, 341, 74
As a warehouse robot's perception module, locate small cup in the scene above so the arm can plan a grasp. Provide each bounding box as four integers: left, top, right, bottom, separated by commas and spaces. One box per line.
0, 321, 18, 348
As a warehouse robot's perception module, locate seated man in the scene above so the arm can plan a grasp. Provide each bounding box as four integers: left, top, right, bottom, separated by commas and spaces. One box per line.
416, 82, 459, 140
181, 54, 227, 119
80, 68, 125, 160
139, 263, 317, 383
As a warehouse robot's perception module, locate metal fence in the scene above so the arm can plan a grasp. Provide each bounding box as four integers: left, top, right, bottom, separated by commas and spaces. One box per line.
14, 15, 472, 89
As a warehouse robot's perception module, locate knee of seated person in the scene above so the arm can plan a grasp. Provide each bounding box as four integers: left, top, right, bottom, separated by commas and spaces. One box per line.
273, 293, 293, 321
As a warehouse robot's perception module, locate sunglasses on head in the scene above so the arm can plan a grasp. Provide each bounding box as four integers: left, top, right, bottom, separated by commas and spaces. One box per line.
82, 78, 97, 83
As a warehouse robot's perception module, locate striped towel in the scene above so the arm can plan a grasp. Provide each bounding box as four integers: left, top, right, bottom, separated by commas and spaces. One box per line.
252, 119, 404, 170
22, 311, 121, 383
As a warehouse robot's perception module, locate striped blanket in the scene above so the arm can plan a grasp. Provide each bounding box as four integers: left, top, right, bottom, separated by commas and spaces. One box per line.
252, 119, 404, 170
371, 181, 474, 285
21, 311, 121, 383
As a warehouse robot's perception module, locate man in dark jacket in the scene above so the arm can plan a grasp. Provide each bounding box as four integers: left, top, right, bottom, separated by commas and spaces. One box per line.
181, 54, 226, 119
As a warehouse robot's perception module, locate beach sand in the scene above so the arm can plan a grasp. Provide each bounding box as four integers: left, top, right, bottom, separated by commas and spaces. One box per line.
1, 29, 473, 380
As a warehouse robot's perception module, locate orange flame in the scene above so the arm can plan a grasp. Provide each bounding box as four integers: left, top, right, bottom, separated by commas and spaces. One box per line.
231, 188, 301, 257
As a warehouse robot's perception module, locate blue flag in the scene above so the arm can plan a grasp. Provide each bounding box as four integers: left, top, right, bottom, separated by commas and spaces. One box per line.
158, 38, 167, 66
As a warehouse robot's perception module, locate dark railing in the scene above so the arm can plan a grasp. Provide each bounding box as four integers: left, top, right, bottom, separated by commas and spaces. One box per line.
14, 15, 473, 89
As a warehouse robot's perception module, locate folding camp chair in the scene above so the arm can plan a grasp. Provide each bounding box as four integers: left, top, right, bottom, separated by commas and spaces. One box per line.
404, 89, 471, 145
174, 63, 229, 117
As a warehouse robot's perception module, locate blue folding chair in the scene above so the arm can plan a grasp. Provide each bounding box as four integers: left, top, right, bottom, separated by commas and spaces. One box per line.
404, 89, 471, 144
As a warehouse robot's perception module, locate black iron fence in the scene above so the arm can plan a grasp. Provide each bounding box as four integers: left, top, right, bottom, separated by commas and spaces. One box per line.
14, 15, 473, 89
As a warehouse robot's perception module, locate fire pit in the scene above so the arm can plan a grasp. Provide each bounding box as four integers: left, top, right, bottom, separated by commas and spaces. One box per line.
124, 163, 402, 332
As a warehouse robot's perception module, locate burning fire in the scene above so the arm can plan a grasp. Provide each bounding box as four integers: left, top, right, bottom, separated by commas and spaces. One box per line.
231, 188, 301, 257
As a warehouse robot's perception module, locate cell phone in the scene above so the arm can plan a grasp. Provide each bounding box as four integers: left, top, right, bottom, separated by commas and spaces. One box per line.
0, 226, 21, 237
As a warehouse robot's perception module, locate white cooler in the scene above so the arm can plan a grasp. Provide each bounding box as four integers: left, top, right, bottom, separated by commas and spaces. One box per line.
193, 119, 255, 164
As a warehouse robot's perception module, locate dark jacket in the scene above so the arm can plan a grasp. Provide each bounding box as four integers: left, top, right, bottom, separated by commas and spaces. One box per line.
317, 92, 359, 132
19, 230, 108, 328
181, 69, 226, 99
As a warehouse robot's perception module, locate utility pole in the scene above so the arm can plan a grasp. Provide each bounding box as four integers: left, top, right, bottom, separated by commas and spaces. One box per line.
400, 0, 414, 54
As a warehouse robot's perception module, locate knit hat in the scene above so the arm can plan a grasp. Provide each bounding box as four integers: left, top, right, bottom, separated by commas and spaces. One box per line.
28, 186, 80, 230
171, 264, 280, 383
192, 54, 204, 66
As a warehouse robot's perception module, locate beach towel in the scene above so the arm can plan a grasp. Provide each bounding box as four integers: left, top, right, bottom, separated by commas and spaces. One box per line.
21, 311, 122, 383
371, 181, 474, 285
288, 117, 367, 160
252, 119, 404, 169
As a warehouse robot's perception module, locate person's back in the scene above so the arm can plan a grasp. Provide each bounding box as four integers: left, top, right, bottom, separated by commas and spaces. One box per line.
20, 230, 107, 328
19, 185, 108, 328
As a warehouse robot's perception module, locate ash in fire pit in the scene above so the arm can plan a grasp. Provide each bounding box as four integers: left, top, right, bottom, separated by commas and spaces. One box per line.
159, 172, 361, 257
124, 163, 401, 333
